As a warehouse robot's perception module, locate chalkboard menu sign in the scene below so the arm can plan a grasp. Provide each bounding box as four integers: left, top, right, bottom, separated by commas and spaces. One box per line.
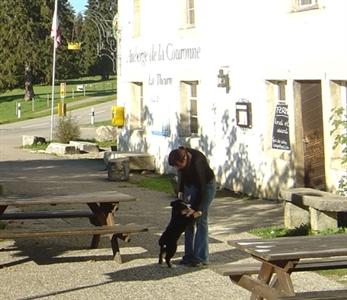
272, 103, 290, 150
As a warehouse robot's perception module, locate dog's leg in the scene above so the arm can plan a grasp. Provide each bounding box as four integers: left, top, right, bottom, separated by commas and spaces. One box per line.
165, 257, 172, 268
158, 247, 164, 264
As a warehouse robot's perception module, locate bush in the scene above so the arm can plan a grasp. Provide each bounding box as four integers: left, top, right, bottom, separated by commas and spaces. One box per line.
330, 106, 347, 196
54, 114, 81, 143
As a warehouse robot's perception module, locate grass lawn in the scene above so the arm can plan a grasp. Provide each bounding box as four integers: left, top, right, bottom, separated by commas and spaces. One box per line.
0, 76, 117, 124
129, 173, 175, 195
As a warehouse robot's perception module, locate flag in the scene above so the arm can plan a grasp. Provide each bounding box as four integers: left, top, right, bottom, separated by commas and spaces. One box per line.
50, 2, 61, 48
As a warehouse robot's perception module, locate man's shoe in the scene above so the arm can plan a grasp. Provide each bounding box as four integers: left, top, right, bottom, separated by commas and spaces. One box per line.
190, 261, 208, 268
178, 259, 191, 266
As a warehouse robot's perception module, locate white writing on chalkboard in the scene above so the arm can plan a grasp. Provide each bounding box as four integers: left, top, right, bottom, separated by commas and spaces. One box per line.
272, 104, 290, 151
275, 105, 288, 115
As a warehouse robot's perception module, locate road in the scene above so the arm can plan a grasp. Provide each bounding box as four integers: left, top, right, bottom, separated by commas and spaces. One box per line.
0, 100, 115, 161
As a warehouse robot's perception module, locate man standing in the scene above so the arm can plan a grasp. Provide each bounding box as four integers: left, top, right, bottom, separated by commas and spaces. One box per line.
168, 146, 216, 267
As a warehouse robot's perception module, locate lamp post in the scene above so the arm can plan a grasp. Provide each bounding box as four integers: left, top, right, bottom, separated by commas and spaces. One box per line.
50, 0, 58, 141
85, 10, 117, 73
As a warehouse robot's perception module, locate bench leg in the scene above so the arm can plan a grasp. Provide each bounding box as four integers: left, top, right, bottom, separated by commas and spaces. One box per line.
250, 263, 274, 300
111, 235, 122, 263
229, 275, 281, 300
273, 270, 294, 296
91, 234, 101, 249
87, 202, 116, 249
87, 203, 108, 225
0, 205, 7, 214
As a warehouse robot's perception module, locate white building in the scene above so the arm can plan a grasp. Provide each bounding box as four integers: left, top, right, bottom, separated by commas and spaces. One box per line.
115, 0, 346, 199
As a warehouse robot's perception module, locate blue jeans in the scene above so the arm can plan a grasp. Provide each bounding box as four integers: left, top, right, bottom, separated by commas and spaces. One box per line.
182, 180, 216, 264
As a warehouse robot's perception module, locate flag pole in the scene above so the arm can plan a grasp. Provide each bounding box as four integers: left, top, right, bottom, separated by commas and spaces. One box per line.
50, 0, 58, 141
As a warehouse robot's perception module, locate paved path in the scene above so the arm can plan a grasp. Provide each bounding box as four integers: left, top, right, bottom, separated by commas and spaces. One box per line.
0, 130, 345, 299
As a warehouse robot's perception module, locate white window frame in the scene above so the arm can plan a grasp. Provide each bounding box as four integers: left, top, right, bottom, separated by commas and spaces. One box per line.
276, 81, 286, 102
180, 0, 195, 29
133, 0, 141, 37
186, 0, 195, 27
130, 82, 144, 130
293, 0, 319, 12
179, 81, 199, 137
189, 83, 198, 134
268, 80, 287, 102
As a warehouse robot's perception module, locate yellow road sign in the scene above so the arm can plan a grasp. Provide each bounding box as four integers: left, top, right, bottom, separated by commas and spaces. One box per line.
60, 82, 66, 99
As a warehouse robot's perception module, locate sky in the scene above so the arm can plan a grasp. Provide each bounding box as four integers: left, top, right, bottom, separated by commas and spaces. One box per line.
69, 0, 88, 13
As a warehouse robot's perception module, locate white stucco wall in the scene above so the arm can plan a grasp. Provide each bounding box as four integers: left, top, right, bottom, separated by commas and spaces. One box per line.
116, 0, 347, 198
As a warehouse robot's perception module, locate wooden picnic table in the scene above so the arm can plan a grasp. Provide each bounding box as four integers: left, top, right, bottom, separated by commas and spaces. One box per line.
0, 191, 148, 262
227, 234, 347, 299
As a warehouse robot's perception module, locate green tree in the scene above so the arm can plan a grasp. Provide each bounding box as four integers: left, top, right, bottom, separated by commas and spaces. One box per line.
80, 0, 117, 79
54, 0, 82, 82
330, 107, 347, 196
0, 1, 50, 93
0, 0, 81, 96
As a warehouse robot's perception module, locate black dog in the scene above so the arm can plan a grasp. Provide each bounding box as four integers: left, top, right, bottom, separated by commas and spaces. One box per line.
158, 199, 201, 268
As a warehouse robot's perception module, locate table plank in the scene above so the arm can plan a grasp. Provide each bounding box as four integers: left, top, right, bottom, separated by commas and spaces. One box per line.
0, 191, 136, 206
228, 235, 347, 260
0, 224, 148, 238
0, 210, 93, 219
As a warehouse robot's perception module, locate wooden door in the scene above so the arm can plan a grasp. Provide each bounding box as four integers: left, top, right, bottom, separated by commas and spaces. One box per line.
300, 81, 326, 190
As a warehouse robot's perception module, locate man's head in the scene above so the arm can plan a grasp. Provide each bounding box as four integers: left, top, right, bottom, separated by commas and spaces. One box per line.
168, 147, 187, 170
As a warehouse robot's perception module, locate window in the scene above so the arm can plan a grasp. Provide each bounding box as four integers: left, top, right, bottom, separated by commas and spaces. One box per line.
293, 0, 319, 11
300, 0, 316, 5
130, 82, 143, 130
179, 81, 199, 136
180, 0, 195, 28
268, 80, 286, 102
276, 81, 286, 102
265, 80, 288, 151
133, 0, 141, 37
186, 0, 195, 26
190, 83, 198, 133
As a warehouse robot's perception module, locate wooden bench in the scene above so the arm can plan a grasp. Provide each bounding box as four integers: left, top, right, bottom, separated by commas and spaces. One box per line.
0, 224, 148, 263
211, 259, 347, 299
278, 289, 347, 299
211, 257, 347, 277
0, 210, 94, 220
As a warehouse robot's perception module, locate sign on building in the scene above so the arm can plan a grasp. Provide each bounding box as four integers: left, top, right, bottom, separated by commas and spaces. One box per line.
272, 103, 290, 150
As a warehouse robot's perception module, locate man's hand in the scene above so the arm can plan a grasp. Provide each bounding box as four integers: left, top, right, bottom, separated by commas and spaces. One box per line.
185, 207, 196, 217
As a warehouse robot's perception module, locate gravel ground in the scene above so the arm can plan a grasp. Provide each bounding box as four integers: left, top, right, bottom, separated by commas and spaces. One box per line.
0, 129, 346, 300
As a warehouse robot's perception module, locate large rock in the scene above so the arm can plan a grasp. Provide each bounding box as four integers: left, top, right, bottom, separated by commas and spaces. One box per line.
69, 141, 99, 153
107, 158, 130, 181
46, 143, 79, 155
95, 126, 117, 142
22, 135, 46, 147
104, 151, 156, 171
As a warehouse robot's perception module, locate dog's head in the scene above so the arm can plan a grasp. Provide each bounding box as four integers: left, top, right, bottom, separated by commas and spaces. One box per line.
170, 199, 189, 215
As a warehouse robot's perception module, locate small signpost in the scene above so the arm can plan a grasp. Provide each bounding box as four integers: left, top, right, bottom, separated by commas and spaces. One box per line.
60, 82, 66, 99
90, 107, 95, 125
59, 82, 66, 117
76, 84, 85, 96
17, 102, 21, 119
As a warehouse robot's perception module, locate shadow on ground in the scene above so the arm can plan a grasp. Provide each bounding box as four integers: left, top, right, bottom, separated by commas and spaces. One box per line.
0, 158, 283, 269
